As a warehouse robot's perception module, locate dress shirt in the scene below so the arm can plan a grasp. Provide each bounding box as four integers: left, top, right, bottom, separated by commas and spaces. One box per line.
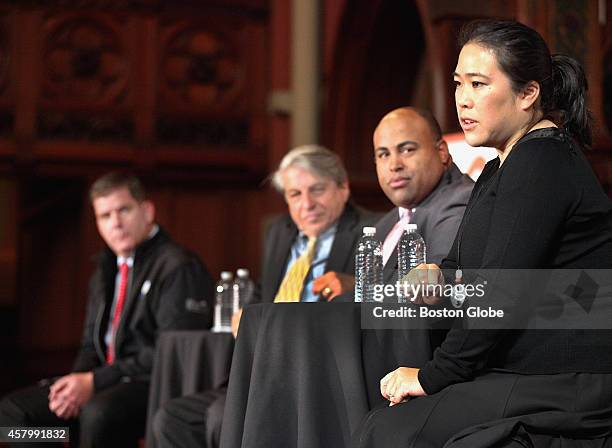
104, 225, 159, 347
282, 224, 337, 302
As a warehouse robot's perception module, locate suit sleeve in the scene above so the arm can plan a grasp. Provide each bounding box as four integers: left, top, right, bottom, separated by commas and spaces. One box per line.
92, 257, 214, 391
253, 221, 280, 304
419, 140, 577, 394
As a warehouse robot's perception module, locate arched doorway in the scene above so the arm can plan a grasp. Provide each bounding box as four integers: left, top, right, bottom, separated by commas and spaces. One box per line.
323, 0, 429, 209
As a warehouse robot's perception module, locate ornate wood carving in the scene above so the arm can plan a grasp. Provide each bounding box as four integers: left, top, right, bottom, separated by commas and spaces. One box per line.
37, 13, 133, 141
0, 3, 267, 156
156, 116, 248, 146
37, 111, 133, 141
41, 13, 129, 106
156, 17, 254, 146
159, 20, 245, 111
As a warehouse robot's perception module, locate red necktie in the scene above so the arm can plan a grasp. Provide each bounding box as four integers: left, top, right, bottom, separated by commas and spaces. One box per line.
106, 262, 129, 364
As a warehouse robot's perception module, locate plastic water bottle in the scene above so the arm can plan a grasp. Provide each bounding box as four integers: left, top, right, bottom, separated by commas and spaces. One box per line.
397, 223, 427, 302
232, 268, 254, 313
213, 271, 234, 332
354, 227, 383, 302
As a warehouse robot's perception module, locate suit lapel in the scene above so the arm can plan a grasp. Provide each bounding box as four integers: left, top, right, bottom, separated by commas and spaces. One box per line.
326, 205, 358, 273
270, 220, 298, 295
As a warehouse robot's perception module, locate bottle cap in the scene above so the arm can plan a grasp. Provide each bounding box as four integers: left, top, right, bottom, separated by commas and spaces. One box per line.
405, 223, 418, 231
363, 226, 376, 235
236, 268, 250, 278
220, 271, 234, 280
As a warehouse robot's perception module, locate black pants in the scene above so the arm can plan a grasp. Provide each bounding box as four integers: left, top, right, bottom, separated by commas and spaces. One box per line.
353, 372, 612, 448
152, 388, 226, 448
0, 380, 148, 448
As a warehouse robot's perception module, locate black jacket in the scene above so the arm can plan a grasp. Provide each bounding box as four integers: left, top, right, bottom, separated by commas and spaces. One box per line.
72, 227, 215, 391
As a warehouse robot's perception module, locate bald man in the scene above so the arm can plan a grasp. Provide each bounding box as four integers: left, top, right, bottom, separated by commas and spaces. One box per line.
321, 107, 473, 300
374, 107, 474, 282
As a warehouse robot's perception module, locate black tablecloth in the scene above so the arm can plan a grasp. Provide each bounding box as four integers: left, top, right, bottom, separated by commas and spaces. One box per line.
146, 330, 234, 448
220, 303, 442, 448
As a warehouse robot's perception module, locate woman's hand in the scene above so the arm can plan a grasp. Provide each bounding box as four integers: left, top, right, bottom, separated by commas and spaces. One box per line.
400, 263, 444, 305
380, 367, 426, 406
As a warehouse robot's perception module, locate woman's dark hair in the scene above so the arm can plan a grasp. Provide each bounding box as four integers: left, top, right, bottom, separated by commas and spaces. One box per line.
458, 19, 592, 148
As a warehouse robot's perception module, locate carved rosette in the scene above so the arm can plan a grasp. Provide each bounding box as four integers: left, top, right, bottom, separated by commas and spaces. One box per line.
160, 21, 244, 110
41, 14, 128, 106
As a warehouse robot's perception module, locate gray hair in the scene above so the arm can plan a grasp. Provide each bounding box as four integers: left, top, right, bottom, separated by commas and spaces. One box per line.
271, 145, 348, 193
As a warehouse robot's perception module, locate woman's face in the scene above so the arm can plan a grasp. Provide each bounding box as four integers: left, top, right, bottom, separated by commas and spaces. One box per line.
454, 43, 527, 151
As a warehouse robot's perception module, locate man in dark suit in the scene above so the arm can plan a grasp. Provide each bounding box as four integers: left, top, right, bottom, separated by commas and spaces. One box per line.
257, 144, 375, 303
373, 107, 474, 283
0, 172, 214, 448
323, 107, 474, 295
152, 145, 376, 448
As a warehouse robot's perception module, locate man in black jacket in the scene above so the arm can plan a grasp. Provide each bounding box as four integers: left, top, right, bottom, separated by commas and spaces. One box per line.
0, 172, 214, 447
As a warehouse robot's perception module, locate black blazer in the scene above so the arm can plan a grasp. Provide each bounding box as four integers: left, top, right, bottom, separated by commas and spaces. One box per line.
255, 203, 377, 303
73, 228, 215, 390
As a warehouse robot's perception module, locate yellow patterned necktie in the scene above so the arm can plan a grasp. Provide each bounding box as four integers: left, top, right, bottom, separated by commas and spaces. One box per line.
274, 236, 318, 302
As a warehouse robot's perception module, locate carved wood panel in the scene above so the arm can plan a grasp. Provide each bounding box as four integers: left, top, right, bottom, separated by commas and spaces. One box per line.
41, 13, 129, 106
37, 12, 133, 142
156, 15, 262, 147
0, 3, 268, 161
159, 20, 244, 111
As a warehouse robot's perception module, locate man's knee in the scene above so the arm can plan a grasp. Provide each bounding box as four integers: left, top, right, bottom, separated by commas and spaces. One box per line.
0, 395, 27, 426
79, 397, 119, 437
205, 394, 226, 447
152, 406, 174, 440
0, 386, 51, 427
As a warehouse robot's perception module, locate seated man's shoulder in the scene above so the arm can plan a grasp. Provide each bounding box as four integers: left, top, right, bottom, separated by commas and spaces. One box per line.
345, 203, 382, 229
439, 171, 474, 206
148, 231, 204, 272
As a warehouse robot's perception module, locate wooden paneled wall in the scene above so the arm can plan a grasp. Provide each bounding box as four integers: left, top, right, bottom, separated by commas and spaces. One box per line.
0, 0, 610, 393
0, 0, 282, 391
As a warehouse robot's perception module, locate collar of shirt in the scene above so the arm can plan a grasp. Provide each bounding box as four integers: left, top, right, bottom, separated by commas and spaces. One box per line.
296, 223, 337, 252
117, 256, 134, 268
398, 207, 416, 221
291, 223, 338, 302
115, 225, 159, 268
149, 224, 159, 239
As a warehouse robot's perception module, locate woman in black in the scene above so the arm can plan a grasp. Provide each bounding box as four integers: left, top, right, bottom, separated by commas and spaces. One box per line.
354, 20, 612, 447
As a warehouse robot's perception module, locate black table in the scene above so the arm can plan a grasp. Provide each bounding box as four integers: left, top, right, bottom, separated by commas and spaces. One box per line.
220, 303, 441, 448
146, 330, 234, 448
